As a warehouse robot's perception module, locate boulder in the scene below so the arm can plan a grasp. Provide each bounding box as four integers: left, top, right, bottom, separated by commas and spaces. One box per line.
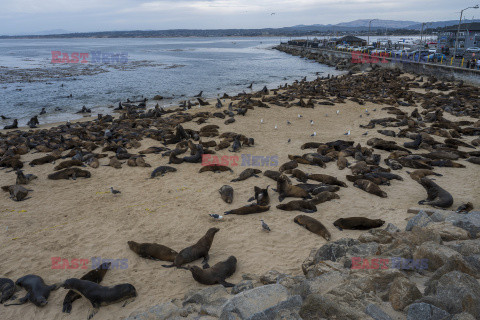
126, 301, 180, 320
407, 302, 450, 320
413, 241, 462, 271
358, 229, 394, 244
423, 222, 470, 241
446, 211, 480, 238
232, 280, 254, 295
388, 277, 422, 311
405, 210, 432, 231
299, 294, 369, 320
365, 303, 393, 320
445, 239, 480, 256
183, 285, 229, 306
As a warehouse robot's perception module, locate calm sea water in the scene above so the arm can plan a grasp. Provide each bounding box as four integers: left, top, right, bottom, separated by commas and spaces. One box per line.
0, 37, 344, 127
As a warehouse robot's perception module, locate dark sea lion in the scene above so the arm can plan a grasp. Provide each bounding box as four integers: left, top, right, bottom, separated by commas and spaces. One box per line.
183, 144, 204, 163
294, 215, 331, 240
407, 169, 442, 181
430, 159, 465, 168
285, 168, 309, 183
277, 174, 311, 202
224, 204, 270, 215
309, 191, 340, 205
397, 158, 433, 170
384, 158, 403, 170
308, 174, 347, 187
466, 157, 480, 165
403, 134, 422, 149
29, 154, 58, 166
279, 160, 298, 172
188, 256, 237, 287
423, 151, 460, 161
456, 202, 473, 213
333, 217, 385, 231
0, 278, 15, 303
163, 228, 219, 269
3, 119, 18, 130
62, 262, 111, 313
15, 170, 37, 185
231, 168, 262, 182
337, 156, 349, 170
61, 279, 137, 320
263, 170, 287, 182
199, 165, 233, 173
219, 185, 234, 204
346, 174, 389, 186
353, 179, 387, 198
127, 241, 177, 262
311, 185, 340, 195
150, 166, 177, 178
276, 200, 317, 213
1, 185, 31, 201
54, 159, 84, 171
301, 142, 323, 149
248, 186, 270, 206
104, 157, 123, 169
418, 177, 453, 208
5, 275, 61, 307
48, 168, 91, 180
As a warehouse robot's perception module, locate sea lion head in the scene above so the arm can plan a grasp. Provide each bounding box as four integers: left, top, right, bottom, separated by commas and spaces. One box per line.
31, 296, 48, 307
207, 227, 220, 236
374, 219, 385, 227
127, 241, 138, 251
62, 278, 78, 289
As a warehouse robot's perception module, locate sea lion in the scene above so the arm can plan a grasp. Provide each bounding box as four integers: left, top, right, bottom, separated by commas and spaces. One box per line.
456, 202, 473, 213
301, 142, 323, 149
231, 168, 262, 182
0, 278, 15, 303
15, 170, 37, 185
407, 169, 442, 181
1, 185, 31, 201
62, 262, 111, 313
219, 185, 234, 204
276, 200, 317, 213
418, 177, 453, 208
397, 158, 433, 170
54, 159, 84, 171
309, 191, 340, 205
294, 215, 331, 240
263, 170, 288, 182
333, 217, 385, 231
346, 174, 389, 186
48, 168, 91, 180
29, 154, 58, 166
384, 158, 403, 170
5, 275, 61, 307
127, 241, 177, 262
188, 256, 237, 287
337, 156, 349, 170
224, 204, 270, 215
311, 185, 340, 195
150, 166, 177, 178
353, 179, 387, 198
199, 165, 233, 173
279, 160, 298, 172
277, 174, 311, 202
61, 279, 137, 320
466, 157, 480, 165
183, 144, 204, 163
162, 228, 219, 269
104, 157, 123, 169
3, 119, 18, 130
308, 174, 347, 187
430, 159, 465, 168
248, 186, 270, 206
285, 169, 309, 183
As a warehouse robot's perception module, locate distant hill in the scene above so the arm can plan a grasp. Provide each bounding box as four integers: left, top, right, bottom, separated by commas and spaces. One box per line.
406, 19, 480, 30
8, 29, 72, 36
336, 19, 418, 29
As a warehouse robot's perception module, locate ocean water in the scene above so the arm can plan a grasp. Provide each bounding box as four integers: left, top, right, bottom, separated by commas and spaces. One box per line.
0, 37, 343, 127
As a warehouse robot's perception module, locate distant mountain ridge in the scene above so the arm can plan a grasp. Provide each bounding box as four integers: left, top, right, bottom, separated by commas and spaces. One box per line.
336, 19, 418, 29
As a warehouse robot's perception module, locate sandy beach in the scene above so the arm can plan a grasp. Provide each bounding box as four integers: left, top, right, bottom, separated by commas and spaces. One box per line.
1, 72, 479, 320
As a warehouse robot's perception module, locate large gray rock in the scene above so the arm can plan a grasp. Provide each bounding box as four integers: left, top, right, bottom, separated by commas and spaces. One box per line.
423, 222, 471, 241
260, 270, 286, 285
232, 280, 254, 295
249, 295, 303, 320
446, 211, 480, 238
406, 211, 432, 231
183, 285, 229, 306
358, 229, 394, 244
464, 254, 480, 273
126, 302, 180, 320
313, 238, 360, 262
293, 271, 347, 298
445, 239, 480, 256
407, 302, 450, 320
422, 271, 480, 317
299, 294, 369, 320
388, 277, 422, 311
413, 241, 462, 271
365, 303, 393, 320
451, 312, 476, 320
219, 284, 291, 320
384, 223, 400, 233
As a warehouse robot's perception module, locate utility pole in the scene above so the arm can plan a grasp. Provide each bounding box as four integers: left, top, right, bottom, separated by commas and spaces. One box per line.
368, 19, 377, 47
453, 5, 479, 59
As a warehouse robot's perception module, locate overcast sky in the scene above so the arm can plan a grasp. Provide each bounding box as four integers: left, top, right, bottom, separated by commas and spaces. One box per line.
1, 0, 479, 35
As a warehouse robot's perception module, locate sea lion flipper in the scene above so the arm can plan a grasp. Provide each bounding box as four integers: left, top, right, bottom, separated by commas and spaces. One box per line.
63, 300, 73, 313
121, 297, 135, 307
418, 200, 426, 205
202, 255, 210, 269
253, 174, 260, 178
87, 307, 99, 320
301, 209, 316, 213
50, 282, 63, 291
219, 280, 235, 288
162, 264, 175, 268
334, 225, 343, 231
4, 293, 29, 306
247, 196, 255, 202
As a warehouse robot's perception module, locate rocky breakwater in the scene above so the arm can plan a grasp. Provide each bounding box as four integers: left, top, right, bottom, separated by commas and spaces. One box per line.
126, 210, 480, 320
274, 45, 368, 73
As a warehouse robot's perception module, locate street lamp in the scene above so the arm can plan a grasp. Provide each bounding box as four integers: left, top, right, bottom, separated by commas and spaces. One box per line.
368, 19, 377, 47
453, 5, 479, 59
420, 22, 431, 45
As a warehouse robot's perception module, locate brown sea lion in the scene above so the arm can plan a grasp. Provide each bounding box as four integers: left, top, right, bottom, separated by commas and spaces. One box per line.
199, 165, 233, 173
1, 185, 31, 201
188, 256, 237, 287
407, 169, 442, 181
308, 174, 347, 187
285, 169, 309, 183
231, 168, 262, 182
15, 170, 37, 185
248, 186, 270, 206
150, 166, 177, 178
224, 204, 270, 215
279, 160, 298, 172
29, 154, 58, 166
353, 179, 387, 198
162, 228, 220, 269
276, 200, 317, 213
301, 142, 323, 149
309, 191, 340, 205
127, 241, 177, 262
418, 178, 453, 209
337, 156, 349, 170
104, 157, 123, 169
62, 262, 111, 313
397, 158, 433, 170
219, 185, 234, 204
430, 159, 465, 168
277, 174, 311, 202
466, 157, 480, 165
264, 170, 289, 182
48, 168, 91, 180
4, 275, 62, 307
333, 217, 385, 231
294, 215, 331, 240
61, 279, 137, 320
54, 159, 84, 171
0, 278, 15, 304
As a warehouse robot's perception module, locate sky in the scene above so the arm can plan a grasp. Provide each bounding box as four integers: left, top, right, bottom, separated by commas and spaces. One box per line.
1, 0, 479, 35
